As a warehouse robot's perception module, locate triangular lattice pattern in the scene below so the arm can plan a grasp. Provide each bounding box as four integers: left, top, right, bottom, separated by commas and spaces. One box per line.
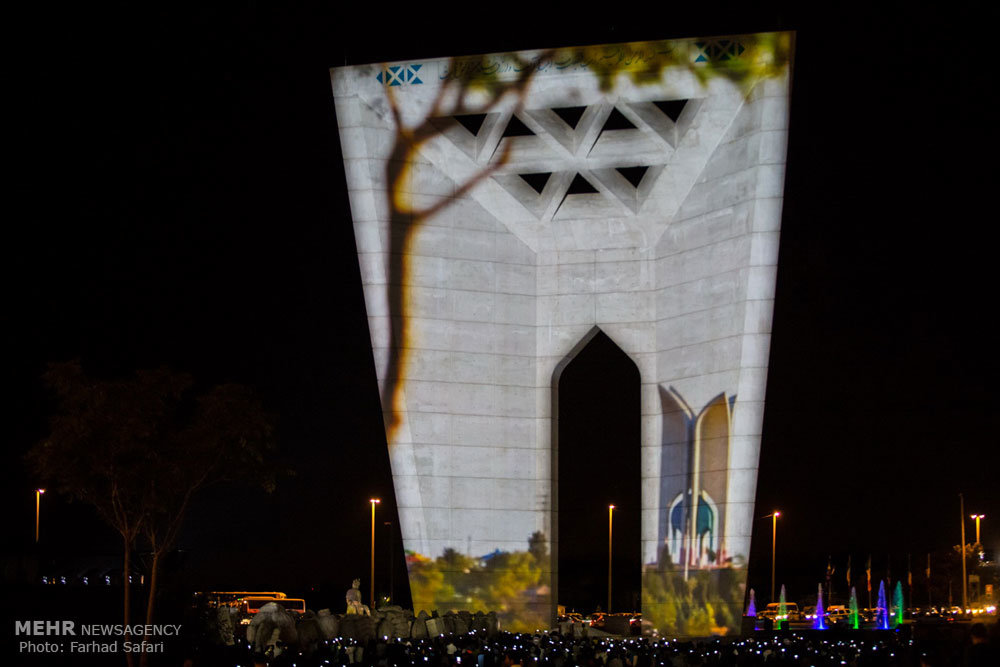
431, 98, 701, 222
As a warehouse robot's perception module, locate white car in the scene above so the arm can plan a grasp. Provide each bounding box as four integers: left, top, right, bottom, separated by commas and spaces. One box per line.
826, 606, 851, 624
761, 602, 801, 622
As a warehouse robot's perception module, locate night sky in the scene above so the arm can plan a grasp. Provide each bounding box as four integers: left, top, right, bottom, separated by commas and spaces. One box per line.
7, 2, 998, 614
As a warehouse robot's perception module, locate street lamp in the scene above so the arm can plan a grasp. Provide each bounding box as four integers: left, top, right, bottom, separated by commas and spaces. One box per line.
370, 498, 380, 609
608, 505, 614, 613
970, 514, 984, 546
35, 489, 45, 543
770, 511, 781, 603
959, 494, 967, 613
970, 513, 986, 604
384, 521, 394, 604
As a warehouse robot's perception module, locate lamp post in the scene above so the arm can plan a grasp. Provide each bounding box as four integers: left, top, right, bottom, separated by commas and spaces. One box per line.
970, 513, 985, 604
970, 514, 984, 546
385, 521, 394, 604
770, 511, 781, 603
370, 498, 380, 609
959, 494, 967, 613
608, 505, 614, 613
35, 489, 45, 543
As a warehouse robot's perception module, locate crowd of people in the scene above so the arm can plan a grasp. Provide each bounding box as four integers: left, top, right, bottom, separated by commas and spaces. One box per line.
185, 612, 998, 667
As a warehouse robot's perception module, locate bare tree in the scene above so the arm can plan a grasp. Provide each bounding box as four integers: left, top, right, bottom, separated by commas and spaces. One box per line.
27, 361, 277, 667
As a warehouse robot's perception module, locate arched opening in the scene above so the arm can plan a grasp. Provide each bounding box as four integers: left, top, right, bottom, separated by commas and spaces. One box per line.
553, 329, 641, 614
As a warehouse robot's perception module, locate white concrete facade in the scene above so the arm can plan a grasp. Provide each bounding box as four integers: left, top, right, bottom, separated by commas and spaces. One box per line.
331, 33, 791, 630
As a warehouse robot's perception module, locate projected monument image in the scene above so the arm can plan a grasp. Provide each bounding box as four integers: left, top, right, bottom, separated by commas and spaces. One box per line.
331, 33, 792, 634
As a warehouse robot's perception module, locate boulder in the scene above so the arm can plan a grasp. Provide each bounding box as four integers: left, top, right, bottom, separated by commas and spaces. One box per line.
339, 614, 375, 642
411, 610, 429, 639
425, 616, 443, 636
486, 611, 500, 637
456, 611, 471, 634
441, 613, 456, 635
296, 611, 323, 656
317, 609, 339, 640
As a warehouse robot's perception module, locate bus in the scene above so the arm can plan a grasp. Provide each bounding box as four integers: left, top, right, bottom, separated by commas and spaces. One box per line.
194, 591, 287, 608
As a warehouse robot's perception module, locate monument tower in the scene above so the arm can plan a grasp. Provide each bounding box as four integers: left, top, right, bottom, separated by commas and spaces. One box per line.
331, 32, 793, 634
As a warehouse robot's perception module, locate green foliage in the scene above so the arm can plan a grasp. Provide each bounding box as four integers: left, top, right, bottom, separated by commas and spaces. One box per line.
410, 556, 447, 604
408, 533, 550, 632
439, 33, 793, 96
642, 565, 745, 637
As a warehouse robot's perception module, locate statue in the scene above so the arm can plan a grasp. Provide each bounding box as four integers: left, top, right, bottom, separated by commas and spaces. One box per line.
345, 578, 370, 616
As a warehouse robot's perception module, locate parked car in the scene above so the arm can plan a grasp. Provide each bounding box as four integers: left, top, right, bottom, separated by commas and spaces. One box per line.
761, 602, 802, 622
556, 612, 584, 624
862, 607, 888, 623
759, 603, 779, 620
826, 605, 851, 625
586, 612, 606, 628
